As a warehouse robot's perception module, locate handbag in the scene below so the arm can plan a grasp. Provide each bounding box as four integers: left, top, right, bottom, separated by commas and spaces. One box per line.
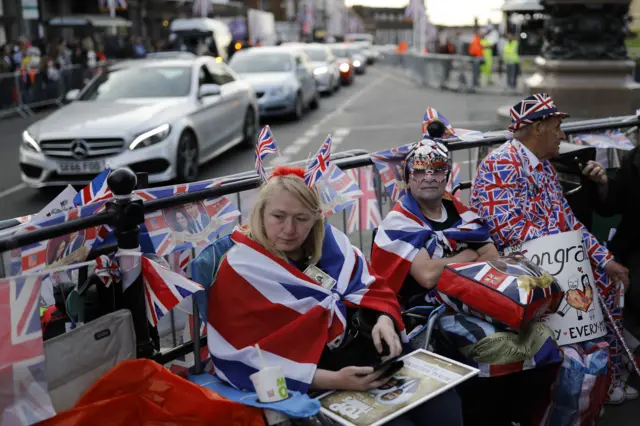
317, 309, 388, 371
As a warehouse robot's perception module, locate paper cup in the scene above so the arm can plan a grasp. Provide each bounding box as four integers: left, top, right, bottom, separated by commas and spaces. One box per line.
250, 366, 289, 403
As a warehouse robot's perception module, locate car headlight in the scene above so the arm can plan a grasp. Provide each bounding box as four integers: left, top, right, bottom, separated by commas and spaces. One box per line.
353, 60, 362, 67
314, 67, 328, 75
339, 63, 350, 73
129, 124, 171, 150
22, 130, 41, 153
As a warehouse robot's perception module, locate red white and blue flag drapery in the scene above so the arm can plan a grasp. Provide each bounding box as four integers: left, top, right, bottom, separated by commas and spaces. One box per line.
371, 192, 492, 294
207, 223, 404, 394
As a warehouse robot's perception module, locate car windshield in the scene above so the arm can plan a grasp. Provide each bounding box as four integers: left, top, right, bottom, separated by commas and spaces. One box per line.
229, 52, 293, 73
349, 46, 364, 55
80, 66, 192, 100
331, 47, 349, 58
303, 49, 327, 61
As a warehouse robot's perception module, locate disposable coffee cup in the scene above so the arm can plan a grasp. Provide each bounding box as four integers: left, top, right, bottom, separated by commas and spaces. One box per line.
250, 366, 289, 403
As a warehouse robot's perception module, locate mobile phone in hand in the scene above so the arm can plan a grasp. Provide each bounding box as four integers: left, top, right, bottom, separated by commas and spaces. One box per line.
378, 361, 404, 379
372, 355, 402, 372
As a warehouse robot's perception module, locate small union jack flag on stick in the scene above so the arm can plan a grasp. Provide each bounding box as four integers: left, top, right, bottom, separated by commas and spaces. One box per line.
304, 135, 332, 187
255, 125, 279, 181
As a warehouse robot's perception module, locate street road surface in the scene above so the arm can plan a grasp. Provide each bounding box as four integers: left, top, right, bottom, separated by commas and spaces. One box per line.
0, 66, 637, 424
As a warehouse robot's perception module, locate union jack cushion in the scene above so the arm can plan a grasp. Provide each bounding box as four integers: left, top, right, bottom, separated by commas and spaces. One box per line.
437, 256, 564, 331
509, 93, 570, 132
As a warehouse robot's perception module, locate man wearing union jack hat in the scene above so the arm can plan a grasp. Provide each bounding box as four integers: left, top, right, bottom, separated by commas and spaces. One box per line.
471, 93, 635, 414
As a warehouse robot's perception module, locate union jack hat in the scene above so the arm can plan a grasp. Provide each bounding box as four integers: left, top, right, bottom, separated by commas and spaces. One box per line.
508, 93, 569, 132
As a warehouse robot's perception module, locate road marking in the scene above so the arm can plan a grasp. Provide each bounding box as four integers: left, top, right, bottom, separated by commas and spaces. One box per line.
0, 183, 27, 200
283, 144, 301, 155
334, 128, 350, 137
269, 75, 386, 166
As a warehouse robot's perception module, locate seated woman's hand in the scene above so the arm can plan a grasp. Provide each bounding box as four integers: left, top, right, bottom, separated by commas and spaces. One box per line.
372, 315, 403, 359
334, 366, 392, 391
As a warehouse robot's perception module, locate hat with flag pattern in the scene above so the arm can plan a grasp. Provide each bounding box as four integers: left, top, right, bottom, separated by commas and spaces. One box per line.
508, 93, 569, 132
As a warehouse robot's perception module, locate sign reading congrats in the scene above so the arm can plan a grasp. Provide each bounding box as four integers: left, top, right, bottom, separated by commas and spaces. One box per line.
506, 231, 607, 346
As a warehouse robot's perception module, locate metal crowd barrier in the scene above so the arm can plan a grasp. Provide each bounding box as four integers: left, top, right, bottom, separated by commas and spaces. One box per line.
0, 114, 638, 373
379, 51, 483, 93
0, 63, 108, 119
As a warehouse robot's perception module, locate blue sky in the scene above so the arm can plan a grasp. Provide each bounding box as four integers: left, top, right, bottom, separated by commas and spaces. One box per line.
344, 0, 505, 26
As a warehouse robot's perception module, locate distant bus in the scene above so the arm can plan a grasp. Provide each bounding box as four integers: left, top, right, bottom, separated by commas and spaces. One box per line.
345, 33, 374, 45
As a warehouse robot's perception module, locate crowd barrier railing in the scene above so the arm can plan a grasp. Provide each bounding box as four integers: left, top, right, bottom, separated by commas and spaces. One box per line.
379, 51, 483, 93
0, 114, 639, 374
0, 63, 108, 119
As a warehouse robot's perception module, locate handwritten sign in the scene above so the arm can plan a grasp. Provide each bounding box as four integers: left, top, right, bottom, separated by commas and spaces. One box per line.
506, 231, 606, 345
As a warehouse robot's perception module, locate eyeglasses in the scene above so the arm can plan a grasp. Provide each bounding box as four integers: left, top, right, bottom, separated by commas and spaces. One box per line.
409, 169, 448, 183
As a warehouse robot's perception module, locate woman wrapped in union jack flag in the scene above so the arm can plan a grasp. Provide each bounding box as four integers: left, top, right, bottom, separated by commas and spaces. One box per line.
206, 165, 463, 426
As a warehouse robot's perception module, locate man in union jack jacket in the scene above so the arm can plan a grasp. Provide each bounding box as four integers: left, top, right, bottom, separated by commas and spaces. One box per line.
471, 94, 635, 415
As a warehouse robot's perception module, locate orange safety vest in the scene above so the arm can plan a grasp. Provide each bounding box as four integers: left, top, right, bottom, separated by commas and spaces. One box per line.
468, 35, 483, 57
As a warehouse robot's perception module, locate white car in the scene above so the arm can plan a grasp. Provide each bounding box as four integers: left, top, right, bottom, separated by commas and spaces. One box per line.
19, 56, 259, 188
283, 43, 341, 95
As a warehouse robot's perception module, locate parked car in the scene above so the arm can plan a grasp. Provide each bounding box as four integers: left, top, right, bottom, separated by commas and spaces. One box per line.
19, 56, 259, 188
228, 46, 320, 120
329, 44, 355, 85
283, 43, 340, 95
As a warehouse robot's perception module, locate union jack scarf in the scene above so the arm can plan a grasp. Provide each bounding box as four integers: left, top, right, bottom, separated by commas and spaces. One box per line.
207, 223, 404, 394
371, 192, 492, 294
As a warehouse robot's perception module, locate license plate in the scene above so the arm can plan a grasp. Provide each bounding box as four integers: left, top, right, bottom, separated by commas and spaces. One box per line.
57, 160, 105, 175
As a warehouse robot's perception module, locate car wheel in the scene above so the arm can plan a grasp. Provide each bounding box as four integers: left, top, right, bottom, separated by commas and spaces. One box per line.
242, 107, 258, 148
291, 92, 303, 121
309, 91, 319, 110
176, 130, 199, 183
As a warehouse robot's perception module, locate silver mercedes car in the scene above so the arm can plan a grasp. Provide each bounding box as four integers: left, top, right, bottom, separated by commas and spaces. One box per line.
19, 55, 259, 188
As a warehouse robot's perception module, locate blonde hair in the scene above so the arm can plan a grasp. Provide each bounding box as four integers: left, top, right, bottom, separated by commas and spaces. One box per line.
243, 174, 325, 265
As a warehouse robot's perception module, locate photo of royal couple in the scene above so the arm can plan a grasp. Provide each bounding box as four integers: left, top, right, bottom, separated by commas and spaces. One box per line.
165, 202, 210, 235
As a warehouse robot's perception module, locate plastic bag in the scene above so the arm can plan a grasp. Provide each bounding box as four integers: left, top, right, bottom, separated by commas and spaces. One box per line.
38, 359, 265, 426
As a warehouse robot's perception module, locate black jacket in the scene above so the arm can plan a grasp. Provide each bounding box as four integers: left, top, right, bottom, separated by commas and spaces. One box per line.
595, 146, 640, 262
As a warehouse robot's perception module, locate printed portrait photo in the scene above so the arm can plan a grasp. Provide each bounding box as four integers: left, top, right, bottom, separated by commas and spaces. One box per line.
163, 202, 210, 235
45, 230, 86, 265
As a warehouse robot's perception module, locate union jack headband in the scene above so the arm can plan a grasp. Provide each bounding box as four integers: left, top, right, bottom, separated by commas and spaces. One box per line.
508, 93, 570, 132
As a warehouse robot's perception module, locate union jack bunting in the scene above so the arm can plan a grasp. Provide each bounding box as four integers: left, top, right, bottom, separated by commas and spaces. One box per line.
142, 256, 205, 326
315, 163, 362, 218
0, 275, 56, 425
304, 135, 332, 187
445, 162, 461, 200
94, 254, 121, 287
370, 143, 413, 202
422, 107, 456, 139
573, 129, 634, 151
371, 192, 493, 294
255, 125, 279, 182
73, 168, 112, 207
345, 166, 381, 233
136, 180, 222, 202
20, 202, 107, 273
470, 140, 615, 295
208, 223, 404, 394
508, 93, 569, 132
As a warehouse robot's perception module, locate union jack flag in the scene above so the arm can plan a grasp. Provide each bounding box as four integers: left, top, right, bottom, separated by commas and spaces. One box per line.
316, 163, 362, 217
370, 143, 413, 202
73, 168, 112, 207
445, 162, 461, 200
0, 275, 56, 425
20, 202, 106, 273
573, 129, 634, 151
304, 135, 332, 187
345, 166, 381, 233
255, 125, 279, 182
422, 107, 456, 139
166, 249, 194, 278
143, 184, 240, 257
142, 256, 205, 326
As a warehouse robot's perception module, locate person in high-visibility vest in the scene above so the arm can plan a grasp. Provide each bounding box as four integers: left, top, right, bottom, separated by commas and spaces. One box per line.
468, 33, 484, 88
480, 36, 493, 86
503, 33, 521, 90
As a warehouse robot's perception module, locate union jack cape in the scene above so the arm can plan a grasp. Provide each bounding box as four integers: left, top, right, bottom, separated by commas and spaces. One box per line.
371, 192, 493, 294
207, 223, 404, 394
